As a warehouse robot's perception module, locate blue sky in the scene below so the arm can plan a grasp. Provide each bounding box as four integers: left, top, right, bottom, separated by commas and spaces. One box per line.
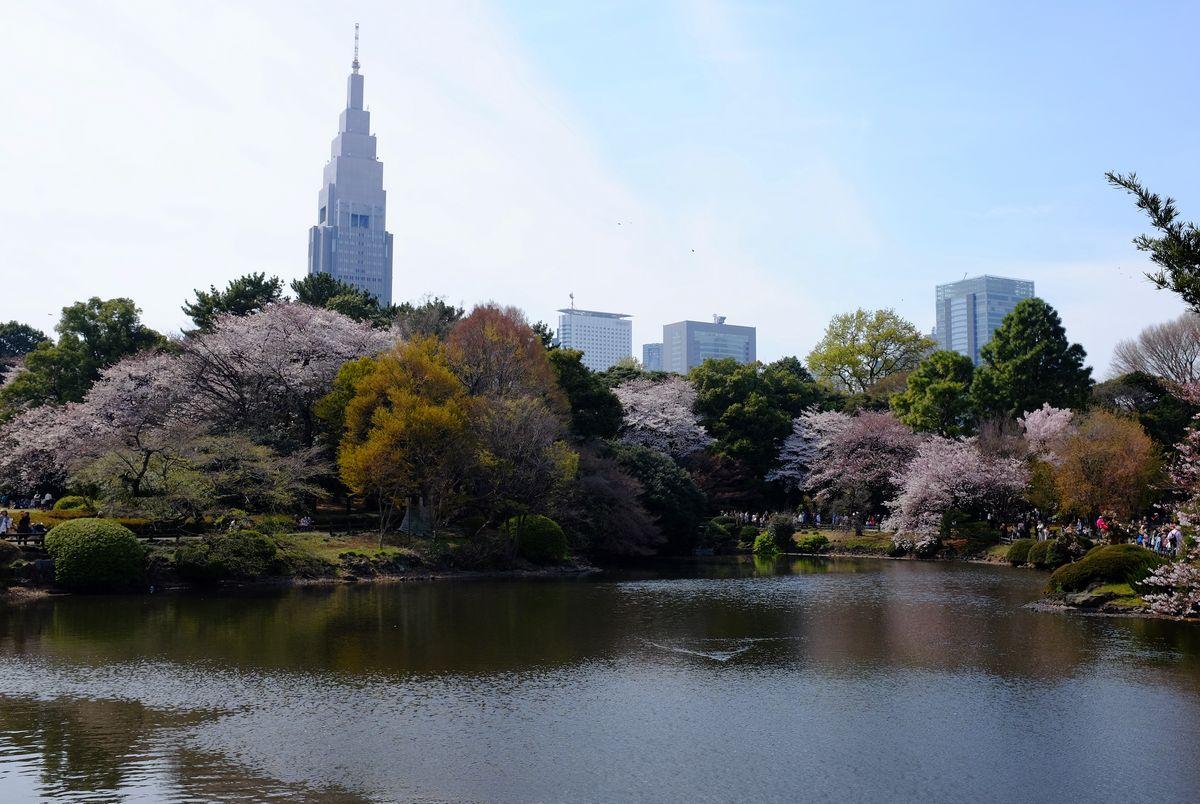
0, 0, 1196, 374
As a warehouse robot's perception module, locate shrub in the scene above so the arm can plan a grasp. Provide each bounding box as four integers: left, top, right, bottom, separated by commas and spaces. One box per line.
44, 518, 145, 592
752, 531, 779, 556
53, 495, 92, 512
767, 514, 796, 552
1007, 538, 1035, 566
712, 515, 739, 530
738, 525, 760, 542
1048, 544, 1168, 594
174, 530, 278, 584
1027, 540, 1051, 568
1043, 538, 1071, 570
795, 533, 830, 553
501, 515, 568, 564
702, 520, 733, 551
271, 537, 337, 578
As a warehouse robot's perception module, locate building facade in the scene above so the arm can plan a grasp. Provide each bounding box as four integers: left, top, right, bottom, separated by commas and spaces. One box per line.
662, 316, 756, 374
934, 275, 1034, 364
556, 308, 632, 371
642, 343, 663, 372
307, 37, 394, 304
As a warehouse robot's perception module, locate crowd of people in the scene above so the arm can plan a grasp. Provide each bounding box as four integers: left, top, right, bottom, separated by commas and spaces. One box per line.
0, 492, 53, 511
0, 509, 47, 545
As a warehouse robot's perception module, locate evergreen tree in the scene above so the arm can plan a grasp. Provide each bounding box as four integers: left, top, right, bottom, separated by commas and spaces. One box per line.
548, 349, 622, 440
890, 350, 976, 436
970, 298, 1092, 418
1107, 172, 1200, 310
182, 272, 284, 331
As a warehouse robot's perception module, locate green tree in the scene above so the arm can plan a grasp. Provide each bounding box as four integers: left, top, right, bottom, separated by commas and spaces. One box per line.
0, 321, 48, 371
547, 349, 622, 439
970, 298, 1092, 418
890, 350, 976, 436
689, 356, 822, 478
0, 298, 162, 411
290, 274, 396, 326
182, 272, 284, 331
1107, 171, 1200, 310
394, 297, 464, 339
806, 308, 935, 393
608, 441, 707, 554
1092, 371, 1199, 448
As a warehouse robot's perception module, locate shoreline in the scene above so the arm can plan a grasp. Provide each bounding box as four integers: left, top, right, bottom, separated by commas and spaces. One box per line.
1, 562, 601, 602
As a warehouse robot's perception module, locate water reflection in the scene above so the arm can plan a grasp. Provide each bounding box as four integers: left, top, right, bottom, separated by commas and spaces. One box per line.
0, 557, 1197, 802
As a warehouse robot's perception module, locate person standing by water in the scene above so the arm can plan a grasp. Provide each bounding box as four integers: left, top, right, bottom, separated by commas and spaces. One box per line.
0, 510, 11, 536
14, 511, 31, 546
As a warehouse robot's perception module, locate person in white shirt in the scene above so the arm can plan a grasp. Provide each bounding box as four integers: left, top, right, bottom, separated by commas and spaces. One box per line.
0, 510, 12, 536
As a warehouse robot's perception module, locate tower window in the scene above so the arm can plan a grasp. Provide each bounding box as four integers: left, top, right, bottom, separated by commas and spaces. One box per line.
319, 206, 327, 224
350, 213, 371, 228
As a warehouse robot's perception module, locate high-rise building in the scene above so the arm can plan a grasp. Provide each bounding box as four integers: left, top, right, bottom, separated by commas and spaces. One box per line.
934, 275, 1034, 364
307, 28, 394, 304
662, 316, 756, 374
556, 307, 632, 371
642, 343, 663, 372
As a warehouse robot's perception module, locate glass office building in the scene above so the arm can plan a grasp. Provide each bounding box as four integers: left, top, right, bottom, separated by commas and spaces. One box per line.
934, 275, 1034, 364
662, 317, 756, 374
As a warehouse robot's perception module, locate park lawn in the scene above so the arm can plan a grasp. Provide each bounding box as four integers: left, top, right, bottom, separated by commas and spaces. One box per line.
1090, 582, 1147, 609
280, 531, 422, 564
805, 528, 893, 553
985, 543, 1011, 560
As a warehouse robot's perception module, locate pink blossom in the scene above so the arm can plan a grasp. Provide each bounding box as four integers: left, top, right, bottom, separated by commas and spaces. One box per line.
613, 376, 712, 459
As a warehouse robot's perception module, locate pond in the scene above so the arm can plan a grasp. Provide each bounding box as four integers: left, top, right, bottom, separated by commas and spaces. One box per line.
0, 557, 1197, 802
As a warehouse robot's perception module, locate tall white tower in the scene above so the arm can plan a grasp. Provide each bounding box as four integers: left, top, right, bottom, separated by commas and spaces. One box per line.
307, 25, 394, 304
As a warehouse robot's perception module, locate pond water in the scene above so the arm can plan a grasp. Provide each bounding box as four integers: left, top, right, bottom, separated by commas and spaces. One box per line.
0, 557, 1198, 802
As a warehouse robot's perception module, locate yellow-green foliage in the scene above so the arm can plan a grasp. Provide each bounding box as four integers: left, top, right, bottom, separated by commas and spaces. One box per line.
44, 518, 145, 592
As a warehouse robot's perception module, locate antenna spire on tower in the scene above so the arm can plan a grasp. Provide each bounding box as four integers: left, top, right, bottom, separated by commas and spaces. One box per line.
352, 23, 360, 73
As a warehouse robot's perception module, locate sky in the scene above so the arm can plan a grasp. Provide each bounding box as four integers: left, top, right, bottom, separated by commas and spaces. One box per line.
1, 0, 1197, 377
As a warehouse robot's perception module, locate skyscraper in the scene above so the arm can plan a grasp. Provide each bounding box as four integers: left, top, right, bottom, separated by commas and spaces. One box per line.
307, 27, 394, 304
556, 307, 632, 371
934, 275, 1034, 364
662, 316, 756, 374
642, 343, 663, 372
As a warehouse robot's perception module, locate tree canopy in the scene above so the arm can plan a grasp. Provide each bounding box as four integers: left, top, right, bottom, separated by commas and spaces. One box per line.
805, 308, 935, 394
548, 349, 622, 440
890, 350, 976, 436
1107, 171, 1200, 310
0, 297, 163, 412
182, 272, 284, 331
970, 298, 1092, 418
690, 356, 822, 478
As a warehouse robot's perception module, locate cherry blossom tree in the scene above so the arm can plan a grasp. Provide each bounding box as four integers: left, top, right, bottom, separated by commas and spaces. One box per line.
1141, 545, 1200, 617
805, 410, 919, 531
174, 302, 393, 449
885, 436, 1028, 546
765, 409, 849, 491
613, 376, 712, 460
0, 403, 80, 492
1018, 403, 1074, 461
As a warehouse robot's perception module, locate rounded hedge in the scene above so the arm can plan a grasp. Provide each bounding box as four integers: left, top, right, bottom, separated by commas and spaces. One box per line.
752, 531, 779, 556
795, 533, 830, 553
174, 530, 278, 584
52, 495, 92, 512
1048, 544, 1168, 594
1006, 538, 1035, 566
44, 518, 145, 592
1027, 540, 1051, 568
501, 515, 568, 564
